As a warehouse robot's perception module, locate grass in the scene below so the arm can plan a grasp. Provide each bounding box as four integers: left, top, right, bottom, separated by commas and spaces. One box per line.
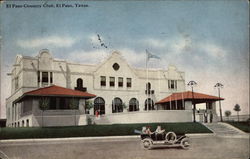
0, 122, 212, 140
226, 121, 250, 133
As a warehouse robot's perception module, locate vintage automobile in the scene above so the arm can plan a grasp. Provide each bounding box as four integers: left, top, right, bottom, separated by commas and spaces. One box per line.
137, 130, 190, 150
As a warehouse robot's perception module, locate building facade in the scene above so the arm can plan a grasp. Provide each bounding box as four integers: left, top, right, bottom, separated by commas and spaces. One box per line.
6, 49, 220, 127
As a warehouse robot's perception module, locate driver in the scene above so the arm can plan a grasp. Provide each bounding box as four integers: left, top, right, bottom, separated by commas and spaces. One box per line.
155, 126, 165, 140
155, 125, 165, 134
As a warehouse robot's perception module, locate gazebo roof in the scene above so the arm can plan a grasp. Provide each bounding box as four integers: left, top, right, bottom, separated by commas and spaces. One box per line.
14, 85, 96, 103
156, 91, 224, 104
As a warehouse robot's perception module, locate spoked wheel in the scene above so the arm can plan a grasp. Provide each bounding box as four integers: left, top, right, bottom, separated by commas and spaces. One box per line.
141, 138, 153, 150
180, 138, 190, 150
165, 132, 177, 144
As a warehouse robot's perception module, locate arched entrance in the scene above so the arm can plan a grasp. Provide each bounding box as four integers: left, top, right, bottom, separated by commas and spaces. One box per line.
129, 98, 139, 111
144, 98, 154, 110
94, 97, 105, 115
112, 97, 123, 113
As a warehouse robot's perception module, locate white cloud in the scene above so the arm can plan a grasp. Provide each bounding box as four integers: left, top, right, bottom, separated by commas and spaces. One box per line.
201, 43, 226, 58
118, 48, 146, 67
170, 38, 192, 54
142, 38, 167, 48
67, 49, 109, 64
17, 36, 77, 48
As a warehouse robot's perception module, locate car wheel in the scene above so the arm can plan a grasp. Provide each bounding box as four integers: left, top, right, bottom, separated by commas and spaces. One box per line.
180, 138, 190, 150
141, 138, 153, 150
165, 132, 177, 144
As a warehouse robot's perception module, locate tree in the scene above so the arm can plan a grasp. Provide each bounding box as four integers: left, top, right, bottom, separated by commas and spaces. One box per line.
224, 110, 231, 121
39, 97, 49, 127
122, 102, 127, 111
233, 104, 241, 122
69, 98, 79, 126
85, 100, 93, 114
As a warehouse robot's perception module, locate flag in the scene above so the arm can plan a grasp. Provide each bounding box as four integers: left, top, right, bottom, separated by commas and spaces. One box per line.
146, 49, 160, 61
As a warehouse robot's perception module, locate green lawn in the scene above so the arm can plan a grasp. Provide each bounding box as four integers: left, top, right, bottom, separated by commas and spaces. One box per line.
226, 121, 250, 133
0, 122, 212, 140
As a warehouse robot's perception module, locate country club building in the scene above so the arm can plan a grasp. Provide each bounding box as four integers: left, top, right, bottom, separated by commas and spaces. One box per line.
5, 49, 223, 127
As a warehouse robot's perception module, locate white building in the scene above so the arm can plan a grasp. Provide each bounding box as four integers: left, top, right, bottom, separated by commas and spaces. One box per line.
6, 49, 222, 127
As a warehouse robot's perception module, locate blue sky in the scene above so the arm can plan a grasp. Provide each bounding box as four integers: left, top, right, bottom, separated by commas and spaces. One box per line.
0, 0, 249, 118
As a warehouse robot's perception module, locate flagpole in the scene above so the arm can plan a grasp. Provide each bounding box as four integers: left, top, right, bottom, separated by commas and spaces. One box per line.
146, 50, 149, 111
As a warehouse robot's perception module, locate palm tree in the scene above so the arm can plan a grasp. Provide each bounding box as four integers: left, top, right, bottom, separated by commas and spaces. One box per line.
69, 98, 79, 126
233, 104, 241, 122
39, 97, 49, 127
224, 110, 231, 121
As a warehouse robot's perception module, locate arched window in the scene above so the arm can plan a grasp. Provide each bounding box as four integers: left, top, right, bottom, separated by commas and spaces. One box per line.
26, 119, 29, 127
76, 78, 83, 88
146, 82, 151, 90
112, 97, 123, 113
129, 98, 139, 111
94, 97, 105, 115
144, 98, 155, 110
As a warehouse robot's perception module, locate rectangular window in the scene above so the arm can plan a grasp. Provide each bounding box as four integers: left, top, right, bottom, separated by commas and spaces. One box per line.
50, 72, 53, 83
168, 80, 177, 89
38, 71, 40, 82
15, 77, 19, 90
42, 72, 48, 83
110, 77, 115, 87
100, 76, 106, 86
127, 78, 132, 88
118, 77, 123, 87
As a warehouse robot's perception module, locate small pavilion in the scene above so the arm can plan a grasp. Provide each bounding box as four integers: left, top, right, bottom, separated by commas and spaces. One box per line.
156, 91, 224, 122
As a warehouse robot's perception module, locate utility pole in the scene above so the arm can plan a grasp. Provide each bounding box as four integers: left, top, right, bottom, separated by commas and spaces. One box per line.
188, 81, 197, 122
214, 83, 223, 122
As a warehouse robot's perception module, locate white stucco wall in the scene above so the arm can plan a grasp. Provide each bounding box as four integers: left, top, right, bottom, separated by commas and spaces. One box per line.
6, 50, 189, 127
93, 110, 193, 124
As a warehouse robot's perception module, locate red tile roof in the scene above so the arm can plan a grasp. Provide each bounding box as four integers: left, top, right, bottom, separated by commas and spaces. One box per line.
156, 91, 224, 104
24, 85, 96, 98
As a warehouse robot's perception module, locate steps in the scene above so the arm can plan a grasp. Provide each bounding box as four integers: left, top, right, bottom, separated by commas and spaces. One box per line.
90, 115, 111, 125
204, 122, 248, 137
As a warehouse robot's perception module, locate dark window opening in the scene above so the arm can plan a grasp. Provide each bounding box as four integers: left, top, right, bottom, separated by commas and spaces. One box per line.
75, 78, 87, 92
110, 77, 115, 87
163, 101, 185, 110
77, 78, 83, 88
15, 77, 19, 90
22, 99, 32, 114
118, 77, 123, 87
94, 97, 105, 115
26, 119, 29, 127
38, 71, 40, 82
40, 97, 79, 110
49, 97, 57, 109
100, 76, 106, 86
127, 78, 132, 87
42, 72, 48, 83
144, 98, 154, 110
112, 97, 123, 113
129, 98, 139, 111
50, 72, 53, 83
146, 82, 151, 90
112, 63, 120, 71
168, 80, 177, 89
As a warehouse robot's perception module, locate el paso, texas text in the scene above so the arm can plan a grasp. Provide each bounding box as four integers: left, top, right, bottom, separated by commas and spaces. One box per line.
5, 3, 88, 9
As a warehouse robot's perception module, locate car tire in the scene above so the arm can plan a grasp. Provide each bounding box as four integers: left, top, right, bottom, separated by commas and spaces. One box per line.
141, 138, 153, 150
165, 132, 177, 144
180, 138, 190, 150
